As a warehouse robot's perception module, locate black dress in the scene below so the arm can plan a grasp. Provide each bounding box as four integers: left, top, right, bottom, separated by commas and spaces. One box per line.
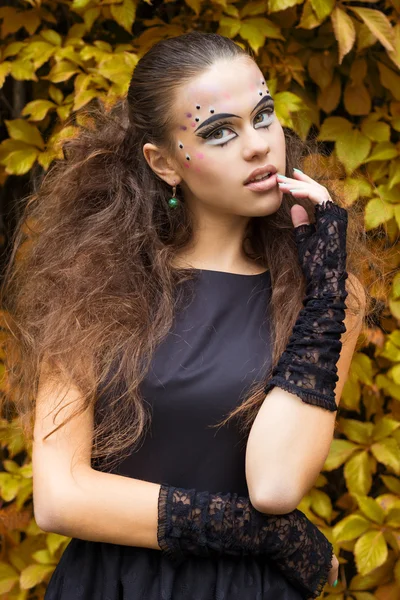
44, 268, 305, 599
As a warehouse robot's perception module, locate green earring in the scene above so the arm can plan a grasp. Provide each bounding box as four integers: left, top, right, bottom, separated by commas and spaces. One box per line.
168, 185, 179, 209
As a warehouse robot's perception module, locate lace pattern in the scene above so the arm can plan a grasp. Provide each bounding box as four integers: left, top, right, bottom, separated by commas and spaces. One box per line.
264, 201, 349, 411
157, 484, 334, 600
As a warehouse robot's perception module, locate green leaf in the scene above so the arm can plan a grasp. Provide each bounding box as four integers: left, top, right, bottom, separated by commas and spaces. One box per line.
364, 198, 394, 231
310, 0, 334, 21
268, 0, 303, 13
333, 514, 371, 542
380, 475, 400, 495
344, 450, 372, 495
324, 439, 359, 470
240, 0, 268, 18
354, 530, 388, 576
353, 494, 386, 524
351, 353, 373, 385
110, 0, 136, 32
370, 438, 400, 474
361, 120, 391, 142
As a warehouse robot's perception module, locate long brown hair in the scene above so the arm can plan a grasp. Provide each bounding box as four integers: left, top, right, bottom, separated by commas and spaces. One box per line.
1, 32, 381, 471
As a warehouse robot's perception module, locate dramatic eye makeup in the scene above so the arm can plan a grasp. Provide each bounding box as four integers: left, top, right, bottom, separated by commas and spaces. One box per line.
194, 95, 274, 135
195, 97, 275, 146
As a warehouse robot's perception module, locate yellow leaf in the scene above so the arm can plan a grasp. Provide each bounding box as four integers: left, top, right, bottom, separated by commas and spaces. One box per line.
0, 561, 19, 595
318, 116, 352, 141
370, 438, 400, 474
21, 99, 56, 121
387, 22, 400, 70
373, 418, 400, 442
353, 494, 386, 524
218, 16, 242, 38
83, 7, 101, 30
3, 148, 39, 175
184, 0, 202, 14
364, 198, 394, 230
377, 61, 400, 101
341, 376, 361, 411
72, 0, 93, 8
298, 0, 322, 30
20, 564, 55, 590
344, 82, 371, 116
240, 0, 268, 18
354, 530, 388, 576
389, 297, 400, 321
380, 475, 400, 495
9, 59, 38, 82
330, 7, 356, 64
243, 17, 284, 40
357, 22, 377, 53
333, 514, 371, 542
339, 418, 373, 444
310, 0, 334, 21
110, 0, 136, 33
73, 89, 101, 111
31, 550, 56, 565
324, 439, 359, 471
336, 128, 371, 175
392, 273, 400, 299
3, 41, 26, 59
268, 0, 303, 13
309, 488, 332, 520
44, 60, 80, 83
40, 29, 62, 47
5, 118, 44, 149
0, 472, 20, 502
48, 84, 64, 105
348, 6, 395, 52
361, 120, 391, 142
344, 450, 372, 495
308, 53, 334, 89
351, 353, 373, 385
389, 158, 400, 189
0, 62, 11, 88
364, 141, 398, 163
239, 24, 266, 53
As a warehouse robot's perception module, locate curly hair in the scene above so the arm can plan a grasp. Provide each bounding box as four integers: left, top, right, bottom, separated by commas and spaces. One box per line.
1, 31, 381, 472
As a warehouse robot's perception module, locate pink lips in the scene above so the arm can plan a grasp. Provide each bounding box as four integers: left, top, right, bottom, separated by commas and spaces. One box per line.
244, 173, 278, 192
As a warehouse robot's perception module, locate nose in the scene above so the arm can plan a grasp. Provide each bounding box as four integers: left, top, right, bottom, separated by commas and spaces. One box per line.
242, 126, 271, 161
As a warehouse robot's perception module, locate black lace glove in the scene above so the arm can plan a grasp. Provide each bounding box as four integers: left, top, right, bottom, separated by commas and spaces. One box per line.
157, 484, 333, 600
264, 200, 349, 411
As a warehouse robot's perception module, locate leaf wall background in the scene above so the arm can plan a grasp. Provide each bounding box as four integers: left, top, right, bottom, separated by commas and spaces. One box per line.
0, 0, 399, 597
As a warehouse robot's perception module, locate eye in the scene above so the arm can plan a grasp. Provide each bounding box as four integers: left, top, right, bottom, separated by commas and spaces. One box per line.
204, 126, 236, 147
254, 108, 274, 128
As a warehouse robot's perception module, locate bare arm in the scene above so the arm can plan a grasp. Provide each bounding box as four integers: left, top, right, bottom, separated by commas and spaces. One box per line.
245, 273, 366, 513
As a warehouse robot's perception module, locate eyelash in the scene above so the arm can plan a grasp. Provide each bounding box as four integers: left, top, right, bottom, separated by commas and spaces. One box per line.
201, 108, 275, 148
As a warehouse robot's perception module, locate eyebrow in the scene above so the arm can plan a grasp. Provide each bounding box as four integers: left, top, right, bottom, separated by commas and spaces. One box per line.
194, 95, 274, 133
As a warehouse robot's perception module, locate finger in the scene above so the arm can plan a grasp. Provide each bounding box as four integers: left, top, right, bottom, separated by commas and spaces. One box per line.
285, 186, 331, 206
291, 204, 309, 228
291, 169, 316, 183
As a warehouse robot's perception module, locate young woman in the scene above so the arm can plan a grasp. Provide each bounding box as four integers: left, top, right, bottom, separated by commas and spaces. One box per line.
2, 31, 369, 599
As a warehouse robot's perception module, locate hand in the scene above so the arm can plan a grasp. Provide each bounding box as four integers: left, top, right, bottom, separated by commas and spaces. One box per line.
327, 552, 339, 587
276, 169, 334, 228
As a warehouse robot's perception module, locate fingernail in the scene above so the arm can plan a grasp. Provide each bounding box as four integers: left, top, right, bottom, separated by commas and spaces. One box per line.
289, 189, 301, 193
277, 173, 287, 178
332, 579, 338, 587
293, 168, 303, 174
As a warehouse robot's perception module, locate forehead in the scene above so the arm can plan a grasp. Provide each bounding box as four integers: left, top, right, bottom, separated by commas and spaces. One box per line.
173, 58, 265, 115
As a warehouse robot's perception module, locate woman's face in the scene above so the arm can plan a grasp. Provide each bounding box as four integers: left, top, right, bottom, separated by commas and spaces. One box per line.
169, 56, 286, 218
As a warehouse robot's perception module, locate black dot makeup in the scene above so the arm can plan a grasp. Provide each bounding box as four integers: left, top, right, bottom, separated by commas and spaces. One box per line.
186, 154, 191, 161
195, 117, 200, 122
196, 105, 201, 109
259, 91, 263, 96
178, 142, 183, 149
209, 107, 215, 113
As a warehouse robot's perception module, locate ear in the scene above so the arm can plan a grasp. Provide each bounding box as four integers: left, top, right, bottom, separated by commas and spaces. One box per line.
143, 143, 182, 187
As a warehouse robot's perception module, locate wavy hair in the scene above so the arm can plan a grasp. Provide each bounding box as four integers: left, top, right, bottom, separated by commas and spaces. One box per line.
1, 32, 382, 471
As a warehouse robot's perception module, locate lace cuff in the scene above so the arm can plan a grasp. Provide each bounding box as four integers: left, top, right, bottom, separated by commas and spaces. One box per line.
157, 484, 333, 599
264, 201, 348, 411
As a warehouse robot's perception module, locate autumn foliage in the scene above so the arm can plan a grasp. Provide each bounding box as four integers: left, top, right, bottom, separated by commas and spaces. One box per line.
0, 0, 400, 598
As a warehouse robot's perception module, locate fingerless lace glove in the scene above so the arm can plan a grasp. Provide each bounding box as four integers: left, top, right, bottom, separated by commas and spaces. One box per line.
264, 200, 349, 411
157, 484, 333, 600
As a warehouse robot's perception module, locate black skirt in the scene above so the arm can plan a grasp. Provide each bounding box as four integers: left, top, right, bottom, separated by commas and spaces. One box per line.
44, 538, 303, 599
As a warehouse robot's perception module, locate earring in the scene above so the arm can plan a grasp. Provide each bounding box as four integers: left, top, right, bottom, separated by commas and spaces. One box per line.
168, 185, 179, 209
